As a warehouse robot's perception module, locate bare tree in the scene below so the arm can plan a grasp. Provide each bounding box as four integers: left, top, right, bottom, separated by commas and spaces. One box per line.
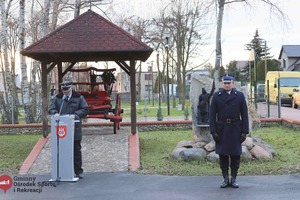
155, 0, 211, 109
70, 0, 112, 17
213, 0, 287, 83
19, 0, 35, 123
115, 15, 153, 101
1, 0, 18, 124
6, 17, 19, 106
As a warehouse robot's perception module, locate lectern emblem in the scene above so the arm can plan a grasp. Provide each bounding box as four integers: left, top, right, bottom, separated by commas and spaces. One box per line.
56, 126, 67, 138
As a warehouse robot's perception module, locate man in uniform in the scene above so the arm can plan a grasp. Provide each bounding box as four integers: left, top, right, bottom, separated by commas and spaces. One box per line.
49, 81, 89, 179
209, 75, 249, 188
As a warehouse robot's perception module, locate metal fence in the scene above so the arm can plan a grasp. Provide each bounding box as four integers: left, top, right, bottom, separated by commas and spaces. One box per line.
248, 79, 293, 119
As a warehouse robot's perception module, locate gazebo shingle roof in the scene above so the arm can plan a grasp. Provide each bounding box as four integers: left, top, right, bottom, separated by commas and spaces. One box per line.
21, 9, 153, 62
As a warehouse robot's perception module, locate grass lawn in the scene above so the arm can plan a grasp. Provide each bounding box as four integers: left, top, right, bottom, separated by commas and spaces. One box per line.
138, 126, 300, 176
121, 100, 191, 118
0, 134, 41, 174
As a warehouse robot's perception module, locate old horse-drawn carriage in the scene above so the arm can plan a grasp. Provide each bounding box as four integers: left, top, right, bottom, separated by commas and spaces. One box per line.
70, 67, 123, 134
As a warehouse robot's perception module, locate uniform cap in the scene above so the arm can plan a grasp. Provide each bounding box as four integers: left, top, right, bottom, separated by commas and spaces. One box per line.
222, 75, 234, 83
59, 81, 73, 91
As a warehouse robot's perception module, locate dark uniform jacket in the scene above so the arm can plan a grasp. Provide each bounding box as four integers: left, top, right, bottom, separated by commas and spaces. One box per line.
49, 90, 89, 140
209, 88, 249, 155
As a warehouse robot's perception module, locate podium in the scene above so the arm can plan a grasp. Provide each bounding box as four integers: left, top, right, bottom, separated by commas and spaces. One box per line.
50, 115, 79, 182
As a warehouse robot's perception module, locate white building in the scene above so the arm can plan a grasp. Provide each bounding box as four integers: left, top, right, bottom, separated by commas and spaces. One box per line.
116, 70, 158, 100
279, 45, 300, 71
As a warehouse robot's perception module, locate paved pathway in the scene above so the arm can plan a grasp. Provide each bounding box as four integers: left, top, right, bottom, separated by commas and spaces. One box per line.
257, 102, 300, 120
3, 173, 300, 200
28, 126, 129, 175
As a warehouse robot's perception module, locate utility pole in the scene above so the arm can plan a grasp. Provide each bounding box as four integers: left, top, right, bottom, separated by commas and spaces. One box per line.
264, 40, 268, 77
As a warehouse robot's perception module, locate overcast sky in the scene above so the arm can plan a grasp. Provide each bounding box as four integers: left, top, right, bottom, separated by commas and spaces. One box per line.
221, 0, 300, 65
107, 0, 300, 69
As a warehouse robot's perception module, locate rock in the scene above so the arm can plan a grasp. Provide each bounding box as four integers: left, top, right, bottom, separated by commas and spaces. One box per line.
171, 135, 276, 163
179, 148, 207, 161
192, 125, 211, 143
206, 151, 219, 162
204, 140, 215, 152
250, 145, 273, 160
241, 146, 252, 161
170, 147, 207, 161
170, 147, 186, 160
252, 135, 276, 156
192, 141, 207, 148
242, 137, 254, 150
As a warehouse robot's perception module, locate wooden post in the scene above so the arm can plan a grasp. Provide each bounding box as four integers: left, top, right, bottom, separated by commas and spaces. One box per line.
130, 60, 137, 135
41, 62, 48, 137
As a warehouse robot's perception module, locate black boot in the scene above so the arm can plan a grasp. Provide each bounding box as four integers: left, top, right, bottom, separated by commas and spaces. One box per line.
231, 170, 239, 188
220, 170, 230, 188
231, 178, 239, 188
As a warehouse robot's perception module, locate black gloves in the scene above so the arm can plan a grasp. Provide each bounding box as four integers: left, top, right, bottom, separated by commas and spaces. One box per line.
211, 132, 220, 143
240, 132, 247, 143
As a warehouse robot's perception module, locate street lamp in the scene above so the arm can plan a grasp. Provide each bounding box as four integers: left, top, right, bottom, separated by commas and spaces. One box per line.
147, 67, 150, 104
250, 48, 257, 108
148, 61, 154, 107
263, 40, 268, 77
166, 36, 170, 116
156, 52, 163, 121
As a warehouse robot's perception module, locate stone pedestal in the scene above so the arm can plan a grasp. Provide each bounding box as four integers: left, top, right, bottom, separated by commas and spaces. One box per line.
192, 124, 212, 143
190, 73, 214, 142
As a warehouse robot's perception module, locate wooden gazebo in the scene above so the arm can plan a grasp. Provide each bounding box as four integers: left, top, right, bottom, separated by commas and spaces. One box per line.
21, 9, 153, 136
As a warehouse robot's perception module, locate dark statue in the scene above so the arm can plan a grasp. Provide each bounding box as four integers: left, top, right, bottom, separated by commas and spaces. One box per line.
197, 82, 215, 125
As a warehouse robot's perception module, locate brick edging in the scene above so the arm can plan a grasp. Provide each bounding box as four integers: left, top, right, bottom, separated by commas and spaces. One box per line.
128, 132, 140, 171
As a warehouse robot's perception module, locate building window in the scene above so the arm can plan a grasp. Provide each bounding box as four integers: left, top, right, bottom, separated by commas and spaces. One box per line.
145, 85, 152, 91
145, 74, 152, 80
283, 59, 286, 68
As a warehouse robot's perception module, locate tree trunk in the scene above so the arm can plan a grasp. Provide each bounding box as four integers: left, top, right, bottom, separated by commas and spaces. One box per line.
42, 0, 50, 36
50, 0, 60, 31
19, 0, 34, 123
74, 0, 81, 18
214, 0, 225, 83
1, 0, 18, 124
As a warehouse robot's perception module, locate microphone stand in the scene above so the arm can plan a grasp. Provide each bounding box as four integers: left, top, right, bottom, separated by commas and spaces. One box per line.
54, 98, 65, 185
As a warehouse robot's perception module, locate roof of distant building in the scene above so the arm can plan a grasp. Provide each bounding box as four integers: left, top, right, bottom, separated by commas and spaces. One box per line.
279, 45, 300, 59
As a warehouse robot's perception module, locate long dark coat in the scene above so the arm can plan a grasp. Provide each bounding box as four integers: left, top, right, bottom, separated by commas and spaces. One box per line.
49, 90, 89, 140
209, 88, 249, 156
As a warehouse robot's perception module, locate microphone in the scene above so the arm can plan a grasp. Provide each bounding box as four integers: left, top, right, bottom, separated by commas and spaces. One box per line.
59, 98, 65, 115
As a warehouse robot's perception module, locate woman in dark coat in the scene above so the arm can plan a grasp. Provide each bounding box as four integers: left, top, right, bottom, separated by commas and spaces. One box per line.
209, 75, 249, 188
